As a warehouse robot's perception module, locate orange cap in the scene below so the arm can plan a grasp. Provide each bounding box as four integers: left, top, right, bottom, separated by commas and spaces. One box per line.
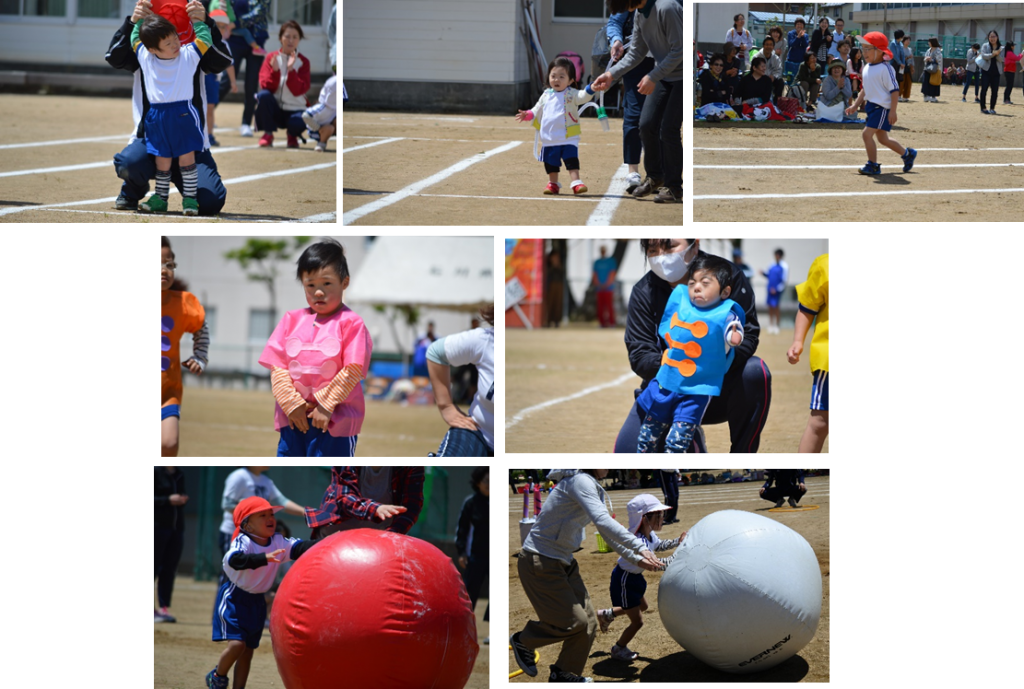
232, 496, 284, 541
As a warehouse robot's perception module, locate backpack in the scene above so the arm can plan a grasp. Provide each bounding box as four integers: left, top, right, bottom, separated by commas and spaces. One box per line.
555, 51, 586, 87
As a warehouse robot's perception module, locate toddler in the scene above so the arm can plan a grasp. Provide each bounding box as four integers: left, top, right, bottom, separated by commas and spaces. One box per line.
209, 0, 266, 56
133, 14, 212, 214
787, 253, 829, 453
515, 56, 597, 195
205, 9, 237, 147
258, 240, 373, 457
302, 74, 338, 152
637, 254, 745, 453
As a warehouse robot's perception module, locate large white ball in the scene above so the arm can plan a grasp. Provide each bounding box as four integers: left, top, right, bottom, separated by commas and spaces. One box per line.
658, 510, 822, 674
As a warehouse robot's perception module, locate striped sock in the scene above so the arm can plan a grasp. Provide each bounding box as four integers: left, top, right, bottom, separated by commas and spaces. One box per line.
181, 163, 198, 199
155, 170, 171, 200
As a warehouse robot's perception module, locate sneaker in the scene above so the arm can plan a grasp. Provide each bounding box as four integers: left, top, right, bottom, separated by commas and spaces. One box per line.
157, 607, 177, 623
961, 97, 967, 102
510, 633, 538, 677
788, 497, 800, 508
981, 109, 991, 114
975, 97, 981, 103
140, 194, 168, 213
252, 46, 267, 56
483, 637, 490, 645
774, 499, 785, 508
287, 135, 300, 149
1005, 101, 1014, 105
115, 194, 138, 211
240, 124, 254, 137
571, 181, 588, 195
314, 142, 327, 152
543, 182, 561, 195
632, 176, 663, 198
209, 134, 220, 147
206, 668, 229, 689
597, 608, 615, 633
858, 161, 881, 176
653, 186, 683, 204
610, 644, 639, 661
901, 148, 917, 173
182, 197, 199, 216
549, 665, 594, 683
259, 132, 274, 147
625, 171, 642, 193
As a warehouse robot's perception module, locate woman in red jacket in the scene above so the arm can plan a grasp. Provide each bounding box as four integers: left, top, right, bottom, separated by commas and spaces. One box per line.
255, 20, 311, 148
1003, 41, 1019, 106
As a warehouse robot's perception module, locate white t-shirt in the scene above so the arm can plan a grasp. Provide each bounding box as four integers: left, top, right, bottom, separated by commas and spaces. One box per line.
444, 327, 494, 450
137, 42, 204, 103
219, 469, 287, 535
539, 93, 579, 148
223, 532, 302, 594
861, 60, 900, 107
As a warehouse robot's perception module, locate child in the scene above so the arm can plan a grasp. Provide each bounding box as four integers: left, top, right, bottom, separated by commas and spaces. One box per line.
787, 253, 829, 453
161, 237, 209, 457
761, 248, 787, 334
209, 0, 265, 56
207, 496, 315, 689
305, 466, 424, 538
205, 9, 237, 146
845, 32, 917, 176
515, 56, 597, 195
636, 255, 745, 453
258, 240, 373, 457
596, 494, 684, 661
133, 14, 211, 214
302, 74, 337, 152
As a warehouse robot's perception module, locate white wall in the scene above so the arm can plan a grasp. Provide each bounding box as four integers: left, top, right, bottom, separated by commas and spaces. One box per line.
696, 2, 748, 44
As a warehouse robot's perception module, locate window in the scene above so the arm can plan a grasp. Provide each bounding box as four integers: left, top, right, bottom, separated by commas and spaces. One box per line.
79, 0, 120, 18
1, 0, 66, 15
248, 309, 274, 345
554, 0, 606, 21
276, 0, 323, 27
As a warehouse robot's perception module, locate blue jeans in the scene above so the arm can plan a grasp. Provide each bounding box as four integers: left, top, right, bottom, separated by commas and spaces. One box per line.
621, 56, 656, 165
638, 78, 683, 188
221, 34, 266, 126
113, 138, 226, 214
254, 90, 308, 136
962, 70, 981, 96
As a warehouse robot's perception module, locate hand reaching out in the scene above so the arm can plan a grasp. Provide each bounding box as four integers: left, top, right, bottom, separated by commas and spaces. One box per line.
266, 549, 287, 563
376, 504, 408, 521
514, 110, 530, 122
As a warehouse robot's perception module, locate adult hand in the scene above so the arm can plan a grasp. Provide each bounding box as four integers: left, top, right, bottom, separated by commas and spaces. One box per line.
287, 53, 297, 71
592, 71, 614, 91
637, 75, 656, 95
169, 494, 189, 506
787, 342, 803, 365
308, 404, 331, 431
759, 486, 766, 496
799, 483, 806, 491
183, 358, 203, 375
287, 403, 309, 432
637, 550, 663, 571
440, 405, 479, 431
376, 504, 408, 520
132, 0, 152, 22
677, 530, 687, 542
186, 0, 205, 22
271, 58, 280, 72
230, 80, 239, 94
611, 39, 625, 61
457, 555, 468, 570
266, 549, 287, 563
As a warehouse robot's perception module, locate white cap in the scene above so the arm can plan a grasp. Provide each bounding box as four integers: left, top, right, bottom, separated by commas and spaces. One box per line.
627, 493, 671, 533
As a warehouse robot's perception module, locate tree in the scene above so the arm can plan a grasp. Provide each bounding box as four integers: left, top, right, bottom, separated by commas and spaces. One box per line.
372, 304, 421, 376
223, 237, 312, 327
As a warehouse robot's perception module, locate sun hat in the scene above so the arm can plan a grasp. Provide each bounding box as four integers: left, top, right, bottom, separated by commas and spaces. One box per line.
209, 8, 230, 23
626, 494, 671, 534
827, 59, 846, 74
859, 32, 893, 60
232, 496, 284, 540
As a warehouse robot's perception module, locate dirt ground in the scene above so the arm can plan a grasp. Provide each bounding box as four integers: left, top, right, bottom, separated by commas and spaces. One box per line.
177, 387, 449, 457
1, 94, 336, 222
342, 111, 683, 225
694, 94, 1024, 220
155, 577, 489, 689
505, 324, 827, 453
508, 477, 830, 683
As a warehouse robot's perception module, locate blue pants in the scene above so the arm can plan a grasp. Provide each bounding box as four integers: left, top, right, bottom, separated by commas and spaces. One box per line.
212, 582, 266, 649
221, 34, 266, 126
621, 56, 656, 165
277, 426, 358, 457
962, 70, 980, 96
254, 90, 308, 136
810, 370, 829, 411
430, 427, 494, 457
113, 138, 226, 214
864, 102, 892, 132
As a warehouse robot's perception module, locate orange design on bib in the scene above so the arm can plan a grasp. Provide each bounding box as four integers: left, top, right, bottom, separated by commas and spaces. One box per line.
661, 314, 708, 377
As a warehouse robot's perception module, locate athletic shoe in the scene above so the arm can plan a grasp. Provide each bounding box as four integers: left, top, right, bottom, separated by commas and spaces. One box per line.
858, 161, 881, 175
549, 666, 594, 683
140, 194, 168, 213
240, 124, 254, 137
182, 198, 199, 216
314, 142, 328, 152
252, 46, 267, 56
115, 194, 138, 211
653, 186, 683, 204
1005, 101, 1014, 105
632, 176, 663, 198
510, 633, 538, 677
774, 499, 785, 508
625, 171, 642, 193
543, 182, 561, 195
571, 181, 588, 195
597, 608, 615, 633
259, 132, 274, 147
981, 109, 991, 114
901, 148, 917, 173
209, 134, 220, 147
975, 97, 981, 103
483, 637, 489, 645
961, 97, 967, 102
610, 644, 639, 661
788, 498, 800, 508
287, 135, 300, 149
206, 668, 228, 689
991, 109, 998, 115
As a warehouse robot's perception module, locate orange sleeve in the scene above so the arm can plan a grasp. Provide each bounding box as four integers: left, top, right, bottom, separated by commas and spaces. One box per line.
313, 363, 365, 413
271, 367, 307, 416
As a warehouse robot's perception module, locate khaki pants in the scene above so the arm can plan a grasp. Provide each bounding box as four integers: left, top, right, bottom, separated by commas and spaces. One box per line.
901, 68, 914, 98
516, 552, 596, 675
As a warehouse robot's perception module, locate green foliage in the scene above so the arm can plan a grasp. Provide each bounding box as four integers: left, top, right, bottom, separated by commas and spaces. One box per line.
223, 236, 312, 320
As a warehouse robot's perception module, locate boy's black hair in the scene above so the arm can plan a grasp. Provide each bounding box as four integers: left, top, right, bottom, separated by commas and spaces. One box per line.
470, 466, 489, 492
688, 254, 734, 294
547, 56, 578, 86
972, 43, 981, 50
640, 239, 696, 264
750, 56, 767, 70
296, 238, 349, 281
162, 235, 174, 259
893, 29, 905, 40
775, 248, 785, 257
140, 15, 177, 52
794, 18, 805, 26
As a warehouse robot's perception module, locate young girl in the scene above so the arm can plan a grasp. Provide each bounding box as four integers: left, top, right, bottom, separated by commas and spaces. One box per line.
847, 46, 864, 104
596, 494, 684, 662
515, 56, 597, 195
161, 236, 209, 456
258, 240, 373, 457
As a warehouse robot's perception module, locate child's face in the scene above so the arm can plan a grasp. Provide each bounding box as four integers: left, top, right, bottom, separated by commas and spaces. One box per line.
217, 21, 232, 39
302, 266, 349, 316
688, 269, 730, 308
161, 246, 175, 291
151, 32, 182, 59
243, 509, 277, 541
479, 473, 490, 496
645, 511, 664, 532
548, 66, 571, 91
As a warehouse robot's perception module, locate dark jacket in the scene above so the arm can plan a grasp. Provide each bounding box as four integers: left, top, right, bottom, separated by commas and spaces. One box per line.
455, 491, 489, 561
155, 468, 186, 531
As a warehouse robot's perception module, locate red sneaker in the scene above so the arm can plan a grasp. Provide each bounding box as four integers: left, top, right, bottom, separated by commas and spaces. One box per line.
543, 182, 560, 195
258, 132, 274, 147
287, 135, 300, 149
572, 182, 588, 195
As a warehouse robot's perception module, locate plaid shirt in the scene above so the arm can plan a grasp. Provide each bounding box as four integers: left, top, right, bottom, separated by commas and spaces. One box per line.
305, 467, 425, 534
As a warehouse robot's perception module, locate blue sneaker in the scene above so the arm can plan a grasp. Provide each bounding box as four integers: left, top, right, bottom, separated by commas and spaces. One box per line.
901, 148, 917, 172
206, 668, 228, 689
858, 161, 881, 176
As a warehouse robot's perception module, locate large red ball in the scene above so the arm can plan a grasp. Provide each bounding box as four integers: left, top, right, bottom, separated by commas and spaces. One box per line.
270, 529, 479, 689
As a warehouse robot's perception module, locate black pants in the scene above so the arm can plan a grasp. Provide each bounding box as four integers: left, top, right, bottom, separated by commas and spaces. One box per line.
638, 78, 683, 189
461, 555, 489, 621
660, 471, 679, 521
1004, 71, 1016, 102
771, 76, 785, 101
154, 527, 185, 609
980, 64, 1000, 110
761, 482, 807, 504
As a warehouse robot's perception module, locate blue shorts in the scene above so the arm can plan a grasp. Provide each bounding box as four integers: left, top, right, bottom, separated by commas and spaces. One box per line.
637, 379, 712, 426
277, 426, 357, 457
161, 404, 180, 420
212, 581, 266, 649
766, 290, 781, 308
145, 101, 206, 158
864, 101, 893, 132
610, 565, 647, 610
204, 73, 220, 106
811, 369, 829, 411
430, 427, 494, 457
542, 144, 579, 169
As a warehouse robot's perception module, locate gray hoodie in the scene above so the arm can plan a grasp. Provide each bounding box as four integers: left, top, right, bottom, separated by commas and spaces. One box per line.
522, 470, 647, 566
609, 0, 684, 84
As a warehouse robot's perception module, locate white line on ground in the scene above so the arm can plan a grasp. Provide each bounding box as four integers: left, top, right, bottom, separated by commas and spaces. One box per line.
510, 493, 831, 513
505, 371, 636, 430
417, 193, 608, 203
344, 135, 615, 146
695, 162, 1024, 170
296, 211, 337, 223
342, 137, 404, 153
380, 116, 478, 123
694, 146, 1024, 152
586, 164, 629, 225
0, 160, 336, 218
0, 146, 251, 179
341, 141, 522, 225
694, 186, 1024, 201
0, 134, 129, 150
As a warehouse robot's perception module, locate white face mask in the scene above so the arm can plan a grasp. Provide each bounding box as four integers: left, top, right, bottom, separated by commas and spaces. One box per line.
648, 242, 695, 283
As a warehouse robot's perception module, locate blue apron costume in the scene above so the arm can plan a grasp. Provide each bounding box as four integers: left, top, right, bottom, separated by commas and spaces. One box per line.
656, 292, 745, 395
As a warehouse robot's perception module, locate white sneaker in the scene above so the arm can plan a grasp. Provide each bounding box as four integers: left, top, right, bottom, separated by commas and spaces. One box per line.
240, 124, 254, 137
597, 608, 615, 633
610, 644, 639, 661
625, 172, 642, 193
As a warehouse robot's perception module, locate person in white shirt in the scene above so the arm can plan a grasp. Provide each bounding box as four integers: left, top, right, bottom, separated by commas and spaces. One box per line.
725, 13, 754, 71
218, 467, 305, 577
828, 18, 846, 59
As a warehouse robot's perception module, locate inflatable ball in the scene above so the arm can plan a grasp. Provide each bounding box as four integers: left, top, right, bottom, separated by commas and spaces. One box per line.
658, 510, 822, 674
271, 529, 479, 688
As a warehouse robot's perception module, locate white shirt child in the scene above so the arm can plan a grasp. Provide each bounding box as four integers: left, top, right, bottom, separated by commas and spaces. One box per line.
223, 532, 303, 594
861, 60, 901, 107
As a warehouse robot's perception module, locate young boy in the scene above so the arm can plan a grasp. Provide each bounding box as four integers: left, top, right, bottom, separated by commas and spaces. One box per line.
205, 9, 237, 146
302, 74, 337, 152
636, 254, 745, 453
133, 14, 212, 214
161, 236, 209, 457
846, 32, 917, 176
787, 253, 829, 453
761, 248, 786, 334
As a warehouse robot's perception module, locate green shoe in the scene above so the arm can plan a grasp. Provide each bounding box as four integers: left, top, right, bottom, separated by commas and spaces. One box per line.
182, 197, 199, 216
140, 194, 168, 213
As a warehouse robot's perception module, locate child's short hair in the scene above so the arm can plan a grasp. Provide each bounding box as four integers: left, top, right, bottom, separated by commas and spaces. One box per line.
750, 56, 767, 70
279, 19, 305, 40
296, 238, 349, 281
838, 39, 851, 49
688, 254, 733, 293
972, 43, 981, 50
140, 14, 177, 51
775, 247, 785, 257
470, 466, 489, 492
547, 56, 577, 84
162, 235, 174, 259
894, 29, 905, 40
794, 18, 805, 27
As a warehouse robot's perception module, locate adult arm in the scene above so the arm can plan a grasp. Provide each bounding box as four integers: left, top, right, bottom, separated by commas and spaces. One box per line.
623, 274, 667, 383
645, 3, 684, 84
606, 11, 628, 60
105, 15, 141, 72
426, 337, 478, 431
608, 21, 650, 80
259, 53, 279, 91
573, 477, 650, 565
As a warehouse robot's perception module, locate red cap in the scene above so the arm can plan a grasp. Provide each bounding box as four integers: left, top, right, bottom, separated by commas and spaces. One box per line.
152, 0, 196, 46
232, 496, 284, 541
209, 9, 229, 23
859, 32, 893, 60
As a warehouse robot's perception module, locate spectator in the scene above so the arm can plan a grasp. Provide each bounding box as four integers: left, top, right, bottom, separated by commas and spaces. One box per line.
1003, 41, 1018, 105
456, 467, 490, 628
767, 25, 787, 74
816, 59, 852, 121
697, 53, 731, 105
962, 43, 981, 102
890, 29, 908, 102
592, 245, 618, 328
255, 20, 311, 148
848, 46, 864, 102
305, 467, 425, 538
756, 35, 785, 101
828, 18, 846, 59
794, 52, 824, 111
901, 35, 915, 100
721, 42, 743, 98
223, 0, 271, 137
810, 17, 831, 67
155, 466, 188, 623
607, 10, 657, 194
979, 30, 1003, 114
785, 18, 810, 84
545, 252, 565, 328
725, 13, 753, 72
731, 247, 753, 281
737, 56, 773, 105
921, 37, 943, 103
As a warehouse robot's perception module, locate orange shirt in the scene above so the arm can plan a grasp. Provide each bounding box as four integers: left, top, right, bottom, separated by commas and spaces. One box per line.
162, 290, 205, 407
